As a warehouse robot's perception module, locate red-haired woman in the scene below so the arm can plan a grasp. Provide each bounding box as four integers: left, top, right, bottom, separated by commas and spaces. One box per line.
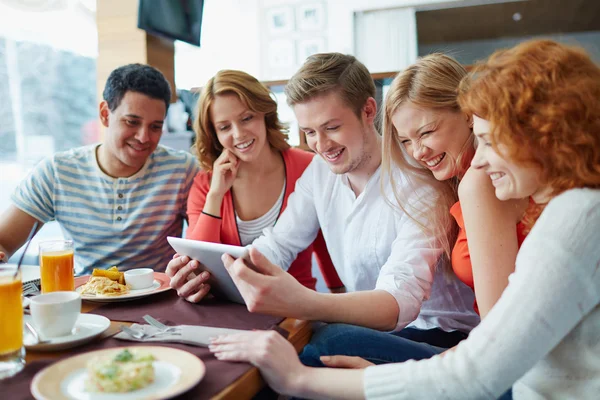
208, 40, 600, 399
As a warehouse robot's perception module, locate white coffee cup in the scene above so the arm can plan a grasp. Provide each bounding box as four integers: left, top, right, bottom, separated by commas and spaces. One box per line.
29, 291, 81, 338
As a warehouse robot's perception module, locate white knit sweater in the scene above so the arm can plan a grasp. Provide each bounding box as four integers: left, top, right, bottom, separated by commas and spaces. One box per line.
364, 188, 600, 399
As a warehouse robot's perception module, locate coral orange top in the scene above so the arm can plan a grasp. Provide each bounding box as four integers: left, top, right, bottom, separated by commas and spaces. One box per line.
450, 201, 527, 314
186, 148, 343, 290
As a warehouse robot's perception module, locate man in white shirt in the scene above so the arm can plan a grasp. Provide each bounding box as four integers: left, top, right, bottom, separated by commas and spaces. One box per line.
167, 53, 477, 359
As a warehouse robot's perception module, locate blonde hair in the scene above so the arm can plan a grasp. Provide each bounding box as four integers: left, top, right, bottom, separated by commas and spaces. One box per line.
284, 53, 375, 115
382, 53, 472, 269
194, 70, 290, 171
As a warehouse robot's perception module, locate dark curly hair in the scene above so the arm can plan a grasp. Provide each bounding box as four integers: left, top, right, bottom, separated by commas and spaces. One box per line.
459, 39, 600, 202
103, 63, 171, 112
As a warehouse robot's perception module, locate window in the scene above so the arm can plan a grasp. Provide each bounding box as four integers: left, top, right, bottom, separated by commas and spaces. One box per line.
0, 0, 97, 262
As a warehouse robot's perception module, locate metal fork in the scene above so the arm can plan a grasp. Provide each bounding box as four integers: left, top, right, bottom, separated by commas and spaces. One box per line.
120, 325, 147, 339
119, 324, 180, 340
143, 315, 178, 333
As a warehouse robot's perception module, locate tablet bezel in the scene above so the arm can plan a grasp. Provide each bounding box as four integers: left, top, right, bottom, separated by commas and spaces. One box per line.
166, 237, 248, 304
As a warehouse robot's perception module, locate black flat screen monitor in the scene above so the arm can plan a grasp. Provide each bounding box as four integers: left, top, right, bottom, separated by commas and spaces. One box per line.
137, 0, 204, 47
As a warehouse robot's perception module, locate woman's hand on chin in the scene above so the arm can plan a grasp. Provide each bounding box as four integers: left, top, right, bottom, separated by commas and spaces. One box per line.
209, 149, 240, 198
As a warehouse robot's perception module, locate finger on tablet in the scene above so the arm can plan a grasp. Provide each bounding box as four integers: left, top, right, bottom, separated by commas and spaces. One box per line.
185, 283, 211, 303
170, 259, 198, 289
247, 248, 279, 275
165, 255, 189, 277
179, 273, 209, 297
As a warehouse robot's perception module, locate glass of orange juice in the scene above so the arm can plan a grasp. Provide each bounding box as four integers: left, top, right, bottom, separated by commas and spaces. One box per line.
0, 264, 25, 379
39, 240, 75, 294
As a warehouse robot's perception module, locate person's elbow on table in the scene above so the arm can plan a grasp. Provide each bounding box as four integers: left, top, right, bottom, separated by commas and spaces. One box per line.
165, 254, 212, 303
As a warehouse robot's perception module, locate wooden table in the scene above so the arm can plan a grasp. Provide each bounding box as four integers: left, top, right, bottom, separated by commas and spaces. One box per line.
24, 284, 312, 399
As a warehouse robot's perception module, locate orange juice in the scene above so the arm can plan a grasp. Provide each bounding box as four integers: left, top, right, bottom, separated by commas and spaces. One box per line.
40, 249, 75, 293
0, 276, 23, 356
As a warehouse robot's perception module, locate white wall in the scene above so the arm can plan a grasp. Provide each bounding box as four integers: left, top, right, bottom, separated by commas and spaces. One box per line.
177, 0, 537, 84
258, 0, 466, 79
325, 0, 464, 55
260, 0, 465, 54
174, 0, 261, 90
354, 7, 418, 72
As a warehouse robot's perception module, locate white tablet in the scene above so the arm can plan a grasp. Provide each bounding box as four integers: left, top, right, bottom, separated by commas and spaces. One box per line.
167, 237, 249, 305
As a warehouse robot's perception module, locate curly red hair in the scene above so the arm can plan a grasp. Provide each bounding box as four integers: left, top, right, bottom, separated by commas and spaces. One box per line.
458, 40, 600, 201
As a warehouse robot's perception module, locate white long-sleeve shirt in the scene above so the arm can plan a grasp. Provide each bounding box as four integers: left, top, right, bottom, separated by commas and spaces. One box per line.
253, 156, 479, 332
364, 188, 600, 399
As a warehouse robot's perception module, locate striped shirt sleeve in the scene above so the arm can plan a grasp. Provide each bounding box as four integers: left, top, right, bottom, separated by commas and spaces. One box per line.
180, 154, 201, 217
11, 157, 56, 223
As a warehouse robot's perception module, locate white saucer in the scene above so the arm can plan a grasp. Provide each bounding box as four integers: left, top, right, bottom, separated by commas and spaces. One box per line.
24, 314, 110, 352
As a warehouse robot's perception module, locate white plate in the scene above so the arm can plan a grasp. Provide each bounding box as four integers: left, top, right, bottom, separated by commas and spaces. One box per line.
74, 273, 172, 303
61, 361, 181, 400
31, 346, 205, 400
24, 314, 110, 352
23, 297, 31, 308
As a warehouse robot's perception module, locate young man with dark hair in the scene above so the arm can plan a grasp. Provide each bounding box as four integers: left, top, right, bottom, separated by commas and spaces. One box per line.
0, 64, 199, 274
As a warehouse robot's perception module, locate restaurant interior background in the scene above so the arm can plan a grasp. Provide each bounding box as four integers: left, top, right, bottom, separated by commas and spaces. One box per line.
1, 0, 598, 291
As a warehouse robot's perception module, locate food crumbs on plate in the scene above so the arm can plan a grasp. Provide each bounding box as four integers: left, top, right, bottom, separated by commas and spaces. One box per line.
86, 349, 156, 392
79, 276, 130, 296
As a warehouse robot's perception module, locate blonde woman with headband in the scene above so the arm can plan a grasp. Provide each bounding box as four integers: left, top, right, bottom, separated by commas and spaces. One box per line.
166, 70, 344, 300
208, 39, 600, 400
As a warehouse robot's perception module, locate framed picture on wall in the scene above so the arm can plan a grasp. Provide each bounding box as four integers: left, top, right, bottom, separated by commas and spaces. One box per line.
296, 2, 326, 31
267, 39, 296, 69
266, 6, 295, 35
296, 37, 326, 65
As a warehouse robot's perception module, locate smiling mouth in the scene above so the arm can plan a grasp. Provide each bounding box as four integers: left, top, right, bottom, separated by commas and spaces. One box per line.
423, 153, 445, 168
490, 172, 505, 181
235, 139, 255, 150
128, 143, 150, 152
323, 148, 344, 160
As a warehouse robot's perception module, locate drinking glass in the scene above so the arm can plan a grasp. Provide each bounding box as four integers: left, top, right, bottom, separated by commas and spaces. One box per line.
39, 240, 75, 293
0, 264, 25, 379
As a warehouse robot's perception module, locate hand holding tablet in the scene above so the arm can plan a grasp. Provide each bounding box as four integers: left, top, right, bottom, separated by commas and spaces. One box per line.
166, 237, 249, 304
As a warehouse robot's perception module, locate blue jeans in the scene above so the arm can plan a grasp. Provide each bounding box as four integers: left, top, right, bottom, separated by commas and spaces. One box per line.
299, 323, 464, 367
299, 323, 512, 400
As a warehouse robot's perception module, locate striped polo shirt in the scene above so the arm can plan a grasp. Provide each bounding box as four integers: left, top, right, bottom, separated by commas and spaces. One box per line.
12, 144, 200, 276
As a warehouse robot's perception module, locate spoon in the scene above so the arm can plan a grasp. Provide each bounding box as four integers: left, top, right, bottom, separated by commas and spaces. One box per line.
13, 221, 39, 280
24, 321, 50, 344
